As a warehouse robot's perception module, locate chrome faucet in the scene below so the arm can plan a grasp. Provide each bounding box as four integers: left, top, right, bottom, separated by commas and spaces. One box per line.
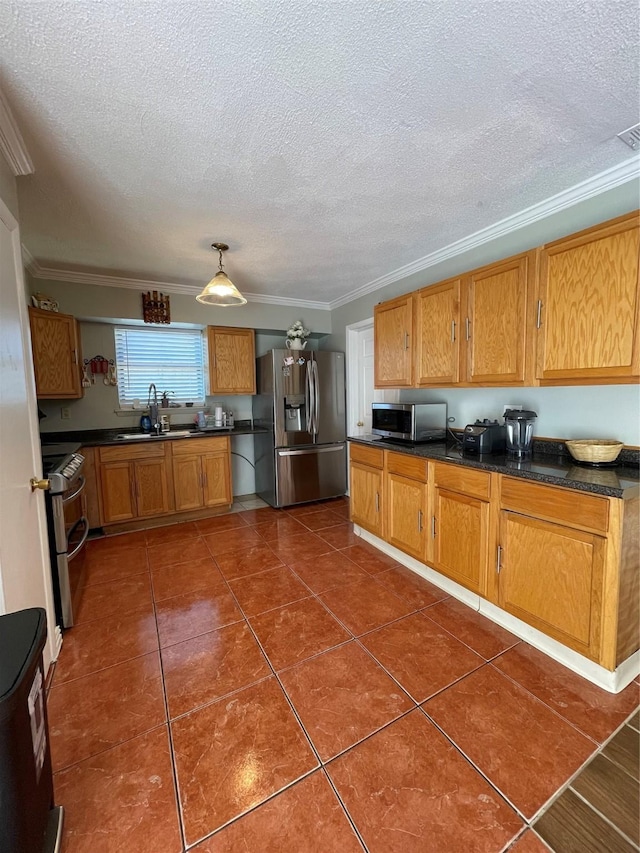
147, 384, 161, 435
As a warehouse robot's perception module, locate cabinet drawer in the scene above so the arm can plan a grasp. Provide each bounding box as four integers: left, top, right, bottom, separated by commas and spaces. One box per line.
350, 443, 383, 469
500, 476, 609, 533
434, 462, 490, 500
172, 436, 229, 456
99, 443, 167, 462
385, 451, 428, 481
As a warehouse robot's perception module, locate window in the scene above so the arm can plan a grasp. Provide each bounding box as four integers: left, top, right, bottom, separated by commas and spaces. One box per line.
114, 327, 206, 406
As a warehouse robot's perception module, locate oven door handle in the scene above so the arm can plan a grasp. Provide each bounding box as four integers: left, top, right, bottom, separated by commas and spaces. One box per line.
62, 475, 86, 504
67, 516, 89, 560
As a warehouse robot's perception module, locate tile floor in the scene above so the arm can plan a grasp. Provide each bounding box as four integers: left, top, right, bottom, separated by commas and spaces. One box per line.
46, 496, 639, 852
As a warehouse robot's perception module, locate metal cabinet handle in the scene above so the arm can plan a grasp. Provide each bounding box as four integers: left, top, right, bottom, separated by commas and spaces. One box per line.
375, 492, 380, 513
404, 331, 410, 350
71, 349, 78, 365
496, 545, 502, 574
451, 320, 456, 342
431, 516, 436, 538
536, 299, 543, 329
465, 317, 471, 340
418, 509, 423, 532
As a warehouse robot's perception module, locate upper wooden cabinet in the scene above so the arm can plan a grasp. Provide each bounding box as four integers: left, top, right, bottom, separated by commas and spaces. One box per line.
460, 251, 535, 386
207, 326, 256, 394
535, 212, 640, 384
373, 294, 413, 387
28, 306, 83, 399
414, 278, 461, 386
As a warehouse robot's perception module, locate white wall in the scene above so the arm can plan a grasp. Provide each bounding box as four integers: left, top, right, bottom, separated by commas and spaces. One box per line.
399, 385, 640, 447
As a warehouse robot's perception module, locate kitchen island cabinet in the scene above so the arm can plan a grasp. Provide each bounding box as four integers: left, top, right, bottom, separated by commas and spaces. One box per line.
172, 436, 231, 512
28, 306, 83, 399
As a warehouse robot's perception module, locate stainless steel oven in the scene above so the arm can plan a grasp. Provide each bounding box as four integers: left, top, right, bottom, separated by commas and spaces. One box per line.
41, 446, 89, 629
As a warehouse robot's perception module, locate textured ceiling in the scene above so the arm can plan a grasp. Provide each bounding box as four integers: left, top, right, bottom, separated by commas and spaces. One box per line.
0, 0, 638, 307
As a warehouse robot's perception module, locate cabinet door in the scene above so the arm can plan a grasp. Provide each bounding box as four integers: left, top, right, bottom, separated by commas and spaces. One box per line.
385, 472, 427, 561
414, 279, 461, 386
173, 455, 205, 512
536, 213, 640, 383
350, 463, 383, 535
208, 327, 256, 394
203, 452, 232, 508
28, 307, 83, 398
135, 458, 171, 517
499, 511, 604, 660
432, 487, 489, 595
100, 461, 136, 523
462, 253, 532, 385
373, 295, 413, 387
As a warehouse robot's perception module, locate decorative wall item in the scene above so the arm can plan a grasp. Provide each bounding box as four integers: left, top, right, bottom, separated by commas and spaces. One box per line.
31, 292, 59, 311
142, 290, 171, 324
286, 319, 310, 350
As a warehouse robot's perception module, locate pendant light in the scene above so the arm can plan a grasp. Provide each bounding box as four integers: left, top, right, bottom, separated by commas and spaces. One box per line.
196, 242, 247, 306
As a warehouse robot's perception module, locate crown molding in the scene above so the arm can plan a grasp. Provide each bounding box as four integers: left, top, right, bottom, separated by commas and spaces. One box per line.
22, 155, 639, 313
329, 155, 640, 310
25, 260, 331, 310
0, 89, 34, 176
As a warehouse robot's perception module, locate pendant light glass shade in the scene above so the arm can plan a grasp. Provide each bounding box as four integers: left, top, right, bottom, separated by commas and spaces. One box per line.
196, 271, 247, 306
196, 242, 247, 306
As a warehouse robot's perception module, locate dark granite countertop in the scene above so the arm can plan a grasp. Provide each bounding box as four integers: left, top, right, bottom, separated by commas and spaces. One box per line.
348, 435, 640, 499
40, 420, 268, 448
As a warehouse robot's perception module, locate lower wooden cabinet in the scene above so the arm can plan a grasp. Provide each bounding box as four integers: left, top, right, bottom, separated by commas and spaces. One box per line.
498, 510, 604, 660
95, 435, 232, 527
172, 437, 231, 512
430, 463, 491, 595
349, 444, 384, 536
385, 452, 428, 561
97, 443, 172, 524
347, 442, 639, 672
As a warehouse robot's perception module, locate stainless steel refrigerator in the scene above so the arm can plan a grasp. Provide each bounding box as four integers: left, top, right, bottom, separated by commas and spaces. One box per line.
253, 350, 347, 507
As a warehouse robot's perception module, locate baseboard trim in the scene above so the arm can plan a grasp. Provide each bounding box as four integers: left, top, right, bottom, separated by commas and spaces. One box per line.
354, 526, 639, 694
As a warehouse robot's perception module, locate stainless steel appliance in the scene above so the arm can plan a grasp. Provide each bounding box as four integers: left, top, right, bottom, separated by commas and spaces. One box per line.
504, 409, 537, 457
462, 419, 506, 454
371, 402, 446, 443
41, 446, 89, 628
253, 350, 347, 507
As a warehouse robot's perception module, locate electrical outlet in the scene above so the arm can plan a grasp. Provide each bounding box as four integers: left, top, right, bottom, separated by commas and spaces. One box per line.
60, 406, 71, 420
503, 404, 523, 415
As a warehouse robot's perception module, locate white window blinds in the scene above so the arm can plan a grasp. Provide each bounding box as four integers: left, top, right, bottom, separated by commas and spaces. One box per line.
114, 327, 206, 405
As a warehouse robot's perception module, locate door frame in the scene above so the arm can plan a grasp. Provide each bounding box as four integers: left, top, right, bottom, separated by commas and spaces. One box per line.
0, 193, 59, 667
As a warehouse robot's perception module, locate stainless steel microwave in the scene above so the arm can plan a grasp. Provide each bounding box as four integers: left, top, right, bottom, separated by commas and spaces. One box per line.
371, 402, 447, 443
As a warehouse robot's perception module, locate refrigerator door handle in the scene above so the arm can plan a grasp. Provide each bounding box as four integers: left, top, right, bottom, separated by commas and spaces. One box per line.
312, 359, 319, 436
305, 359, 313, 433
277, 445, 344, 457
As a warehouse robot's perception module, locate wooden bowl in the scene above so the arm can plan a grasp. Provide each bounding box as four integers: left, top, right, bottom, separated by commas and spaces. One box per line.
565, 439, 623, 463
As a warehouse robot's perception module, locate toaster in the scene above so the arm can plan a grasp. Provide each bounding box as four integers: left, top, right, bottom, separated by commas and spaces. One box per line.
462, 420, 506, 454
